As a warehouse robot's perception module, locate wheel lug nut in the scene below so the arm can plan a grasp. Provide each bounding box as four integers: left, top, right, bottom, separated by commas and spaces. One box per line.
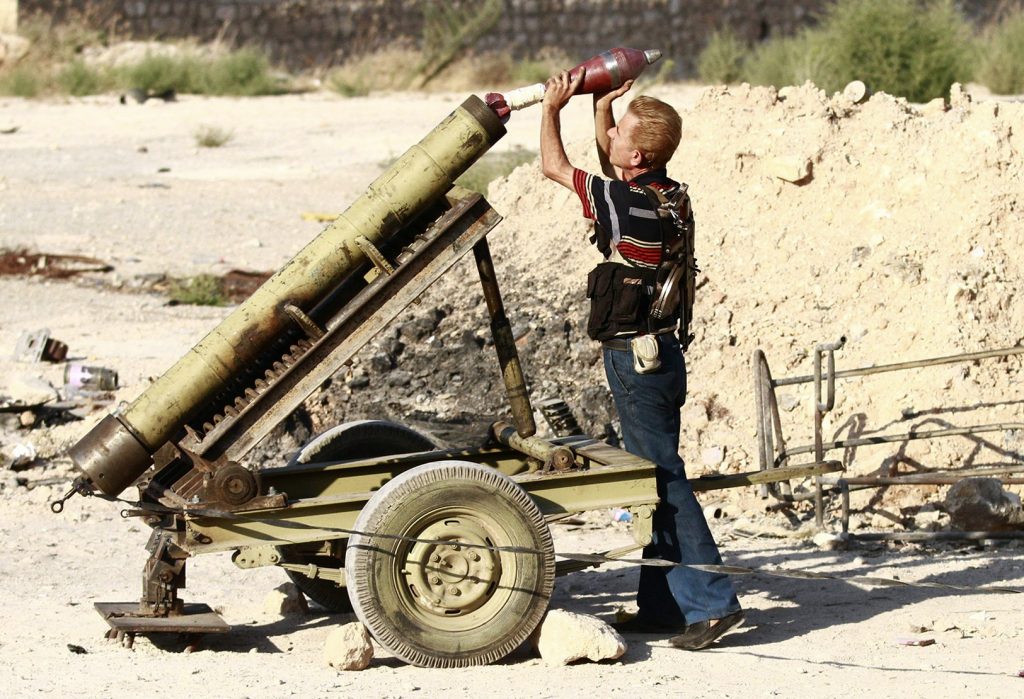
430, 554, 440, 563
447, 585, 460, 596
470, 552, 480, 561
430, 576, 441, 585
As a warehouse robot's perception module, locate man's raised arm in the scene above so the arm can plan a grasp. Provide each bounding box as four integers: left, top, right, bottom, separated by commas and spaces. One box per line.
540, 70, 585, 191
593, 80, 633, 179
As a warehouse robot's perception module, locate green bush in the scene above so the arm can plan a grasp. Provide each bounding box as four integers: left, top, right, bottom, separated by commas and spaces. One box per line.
326, 61, 373, 97
975, 10, 1024, 94
194, 125, 234, 148
743, 28, 835, 90
168, 274, 227, 306
57, 59, 111, 96
742, 0, 973, 102
118, 53, 200, 94
117, 48, 281, 96
0, 67, 41, 97
698, 30, 748, 84
200, 48, 281, 96
815, 0, 973, 101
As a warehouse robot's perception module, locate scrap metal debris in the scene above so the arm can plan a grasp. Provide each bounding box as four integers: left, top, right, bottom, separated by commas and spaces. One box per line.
0, 249, 112, 279
65, 364, 119, 392
13, 329, 68, 363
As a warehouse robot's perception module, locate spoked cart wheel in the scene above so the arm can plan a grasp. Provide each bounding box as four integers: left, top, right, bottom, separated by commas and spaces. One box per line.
346, 460, 555, 667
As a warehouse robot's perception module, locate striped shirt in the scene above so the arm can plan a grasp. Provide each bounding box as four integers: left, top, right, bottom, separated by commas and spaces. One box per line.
572, 167, 681, 268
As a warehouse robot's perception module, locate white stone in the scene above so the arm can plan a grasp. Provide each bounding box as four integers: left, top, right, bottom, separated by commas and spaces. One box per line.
262, 582, 308, 616
701, 446, 725, 466
766, 155, 812, 183
0, 372, 57, 408
530, 610, 626, 666
812, 531, 848, 550
912, 510, 946, 531
323, 622, 373, 671
0, 34, 30, 67
949, 82, 971, 109
843, 80, 867, 103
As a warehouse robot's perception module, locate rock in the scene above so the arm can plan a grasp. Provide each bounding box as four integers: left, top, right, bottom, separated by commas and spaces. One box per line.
911, 510, 947, 531
777, 393, 800, 412
0, 34, 31, 67
368, 352, 393, 373
324, 622, 373, 671
530, 610, 626, 665
0, 372, 58, 408
263, 582, 308, 616
944, 478, 1024, 531
843, 80, 867, 103
870, 512, 902, 529
701, 446, 725, 466
766, 155, 812, 183
6, 442, 37, 469
950, 82, 972, 109
812, 531, 848, 550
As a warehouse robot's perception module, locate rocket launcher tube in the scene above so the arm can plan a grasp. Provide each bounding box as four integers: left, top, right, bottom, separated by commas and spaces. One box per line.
69, 96, 505, 497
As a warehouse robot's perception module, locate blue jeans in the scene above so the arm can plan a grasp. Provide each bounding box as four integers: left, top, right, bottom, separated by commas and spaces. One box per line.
603, 334, 741, 625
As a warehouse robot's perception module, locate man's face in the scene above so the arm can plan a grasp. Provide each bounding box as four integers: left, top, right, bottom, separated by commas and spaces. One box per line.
607, 111, 641, 170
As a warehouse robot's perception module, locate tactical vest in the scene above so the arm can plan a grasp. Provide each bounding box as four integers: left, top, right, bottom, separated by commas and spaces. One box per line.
585, 184, 698, 349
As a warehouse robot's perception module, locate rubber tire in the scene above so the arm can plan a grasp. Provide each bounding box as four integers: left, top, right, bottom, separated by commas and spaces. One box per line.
346, 460, 555, 668
284, 421, 437, 614
288, 419, 436, 465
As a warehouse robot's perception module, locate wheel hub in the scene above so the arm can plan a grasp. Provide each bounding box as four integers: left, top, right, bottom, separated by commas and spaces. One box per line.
405, 518, 500, 615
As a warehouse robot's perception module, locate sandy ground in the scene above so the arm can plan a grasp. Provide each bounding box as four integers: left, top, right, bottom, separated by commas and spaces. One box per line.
1, 88, 1023, 697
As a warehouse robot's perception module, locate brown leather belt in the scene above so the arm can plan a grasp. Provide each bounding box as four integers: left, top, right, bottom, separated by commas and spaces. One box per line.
601, 337, 633, 352
601, 327, 676, 352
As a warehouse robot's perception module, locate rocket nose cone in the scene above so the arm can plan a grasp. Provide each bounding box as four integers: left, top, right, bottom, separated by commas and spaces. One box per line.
644, 49, 663, 65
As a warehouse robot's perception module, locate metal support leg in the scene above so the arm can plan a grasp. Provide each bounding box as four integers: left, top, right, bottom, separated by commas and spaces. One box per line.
473, 238, 536, 437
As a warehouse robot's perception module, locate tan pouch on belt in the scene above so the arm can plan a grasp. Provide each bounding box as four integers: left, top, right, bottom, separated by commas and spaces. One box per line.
631, 335, 661, 374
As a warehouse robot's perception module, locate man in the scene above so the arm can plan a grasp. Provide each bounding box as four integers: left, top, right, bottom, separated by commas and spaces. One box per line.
539, 70, 744, 650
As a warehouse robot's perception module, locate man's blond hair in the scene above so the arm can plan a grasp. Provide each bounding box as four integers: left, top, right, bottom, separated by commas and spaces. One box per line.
626, 96, 682, 170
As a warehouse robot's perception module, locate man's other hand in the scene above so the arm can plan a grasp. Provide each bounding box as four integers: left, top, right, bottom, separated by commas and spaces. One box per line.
594, 79, 634, 108
543, 69, 585, 112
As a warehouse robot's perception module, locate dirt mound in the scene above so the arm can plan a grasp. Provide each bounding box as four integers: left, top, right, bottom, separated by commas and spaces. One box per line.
329, 81, 1024, 513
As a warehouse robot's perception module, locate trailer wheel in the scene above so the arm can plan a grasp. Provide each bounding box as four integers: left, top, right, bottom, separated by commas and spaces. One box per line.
285, 420, 437, 614
346, 460, 554, 668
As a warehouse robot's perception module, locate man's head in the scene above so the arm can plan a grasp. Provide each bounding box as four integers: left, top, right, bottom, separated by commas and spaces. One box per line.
608, 96, 682, 172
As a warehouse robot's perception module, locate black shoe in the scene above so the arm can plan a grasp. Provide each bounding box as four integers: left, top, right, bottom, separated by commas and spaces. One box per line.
611, 615, 688, 635
669, 611, 745, 650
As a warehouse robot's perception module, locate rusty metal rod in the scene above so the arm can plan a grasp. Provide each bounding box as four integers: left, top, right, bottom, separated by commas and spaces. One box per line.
474, 239, 536, 437
826, 464, 1024, 485
492, 420, 574, 469
843, 477, 1024, 486
780, 422, 1024, 459
774, 345, 1024, 387
850, 531, 1024, 542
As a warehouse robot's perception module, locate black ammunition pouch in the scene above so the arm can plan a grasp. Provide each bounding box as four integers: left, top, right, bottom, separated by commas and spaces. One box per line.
586, 262, 656, 341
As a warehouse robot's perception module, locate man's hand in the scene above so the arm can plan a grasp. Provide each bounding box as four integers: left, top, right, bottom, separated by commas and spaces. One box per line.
542, 69, 585, 112
594, 79, 634, 109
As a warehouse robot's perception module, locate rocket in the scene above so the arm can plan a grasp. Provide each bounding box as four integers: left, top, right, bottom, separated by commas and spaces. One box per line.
486, 47, 662, 122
